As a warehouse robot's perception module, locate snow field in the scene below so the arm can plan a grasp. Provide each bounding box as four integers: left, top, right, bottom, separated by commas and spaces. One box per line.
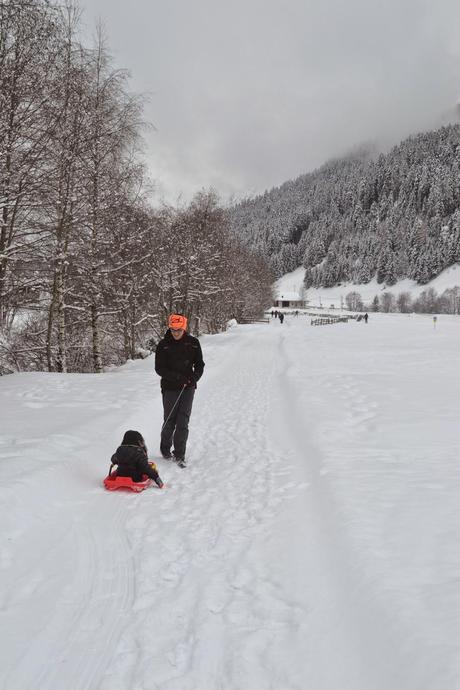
1, 313, 460, 689
274, 263, 460, 309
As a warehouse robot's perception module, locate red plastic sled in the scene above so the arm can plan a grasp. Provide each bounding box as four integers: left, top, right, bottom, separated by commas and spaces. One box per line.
103, 472, 152, 492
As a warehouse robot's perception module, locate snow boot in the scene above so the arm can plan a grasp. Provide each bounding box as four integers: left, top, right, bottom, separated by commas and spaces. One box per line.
173, 452, 186, 468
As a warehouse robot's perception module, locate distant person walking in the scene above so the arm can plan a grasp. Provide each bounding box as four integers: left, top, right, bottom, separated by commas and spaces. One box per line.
155, 314, 205, 468
364, 313, 368, 323
279, 313, 284, 324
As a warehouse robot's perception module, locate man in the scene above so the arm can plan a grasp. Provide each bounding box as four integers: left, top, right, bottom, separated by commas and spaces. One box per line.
155, 313, 205, 468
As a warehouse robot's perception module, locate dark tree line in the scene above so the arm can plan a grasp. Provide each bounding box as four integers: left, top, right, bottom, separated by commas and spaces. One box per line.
0, 1, 273, 374
229, 126, 460, 291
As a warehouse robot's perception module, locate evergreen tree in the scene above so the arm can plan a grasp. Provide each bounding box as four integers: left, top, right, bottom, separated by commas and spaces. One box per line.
229, 124, 460, 290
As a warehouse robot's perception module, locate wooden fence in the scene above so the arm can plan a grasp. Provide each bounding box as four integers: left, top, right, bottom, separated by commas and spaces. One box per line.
310, 316, 350, 326
239, 318, 270, 324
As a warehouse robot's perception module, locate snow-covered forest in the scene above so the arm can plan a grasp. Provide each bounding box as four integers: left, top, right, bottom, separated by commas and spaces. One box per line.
230, 126, 460, 290
0, 0, 272, 375
4, 0, 460, 377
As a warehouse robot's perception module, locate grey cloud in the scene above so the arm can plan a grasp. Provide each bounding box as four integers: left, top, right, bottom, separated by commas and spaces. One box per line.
82, 0, 460, 203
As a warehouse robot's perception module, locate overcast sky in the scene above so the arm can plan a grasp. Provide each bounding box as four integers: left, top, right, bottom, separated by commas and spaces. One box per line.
80, 0, 460, 204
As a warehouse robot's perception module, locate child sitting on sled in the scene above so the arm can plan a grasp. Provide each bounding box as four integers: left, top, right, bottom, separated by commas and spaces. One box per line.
111, 430, 164, 488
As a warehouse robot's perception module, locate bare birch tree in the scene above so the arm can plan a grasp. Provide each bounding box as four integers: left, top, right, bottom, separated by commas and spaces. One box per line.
0, 0, 64, 327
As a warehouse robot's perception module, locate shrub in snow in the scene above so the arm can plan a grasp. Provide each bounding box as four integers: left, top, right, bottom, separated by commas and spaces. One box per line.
135, 348, 151, 359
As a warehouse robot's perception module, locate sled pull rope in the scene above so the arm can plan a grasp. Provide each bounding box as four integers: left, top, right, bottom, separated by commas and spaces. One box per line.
160, 384, 187, 433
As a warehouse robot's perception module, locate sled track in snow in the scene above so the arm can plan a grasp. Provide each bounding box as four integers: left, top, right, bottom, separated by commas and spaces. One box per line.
0, 372, 158, 690
271, 324, 412, 689
114, 329, 309, 688
3, 488, 135, 690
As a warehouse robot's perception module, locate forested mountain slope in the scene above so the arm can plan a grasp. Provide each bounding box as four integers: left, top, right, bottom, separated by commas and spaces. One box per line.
229, 125, 460, 287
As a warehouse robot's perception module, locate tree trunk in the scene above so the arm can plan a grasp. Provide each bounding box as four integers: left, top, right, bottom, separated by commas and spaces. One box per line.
123, 309, 130, 360
130, 300, 136, 359
91, 303, 103, 372
46, 273, 57, 371
55, 264, 67, 373
0, 146, 13, 329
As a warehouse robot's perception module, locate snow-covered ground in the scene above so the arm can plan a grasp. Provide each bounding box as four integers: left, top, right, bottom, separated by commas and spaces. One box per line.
1, 314, 460, 689
275, 263, 460, 309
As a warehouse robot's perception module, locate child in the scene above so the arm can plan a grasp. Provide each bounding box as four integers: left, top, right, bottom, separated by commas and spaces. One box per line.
111, 430, 164, 488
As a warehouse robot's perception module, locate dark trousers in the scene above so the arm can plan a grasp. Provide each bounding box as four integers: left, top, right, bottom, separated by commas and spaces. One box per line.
160, 387, 195, 458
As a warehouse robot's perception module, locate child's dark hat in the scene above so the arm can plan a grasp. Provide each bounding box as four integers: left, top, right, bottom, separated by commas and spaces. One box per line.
121, 430, 144, 446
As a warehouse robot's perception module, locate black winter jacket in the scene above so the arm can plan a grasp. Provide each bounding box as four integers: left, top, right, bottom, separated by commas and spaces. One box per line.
155, 330, 205, 391
111, 445, 163, 486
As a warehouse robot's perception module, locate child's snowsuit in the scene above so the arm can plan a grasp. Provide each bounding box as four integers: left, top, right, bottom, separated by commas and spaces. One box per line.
111, 445, 163, 487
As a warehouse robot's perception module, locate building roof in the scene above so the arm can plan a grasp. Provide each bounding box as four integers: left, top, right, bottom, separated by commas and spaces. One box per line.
275, 291, 304, 301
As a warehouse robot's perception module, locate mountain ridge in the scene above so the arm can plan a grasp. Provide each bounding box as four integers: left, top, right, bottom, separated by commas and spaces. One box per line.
229, 124, 460, 290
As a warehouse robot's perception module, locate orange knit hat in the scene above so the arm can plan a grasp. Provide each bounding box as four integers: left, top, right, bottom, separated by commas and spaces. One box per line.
169, 313, 188, 330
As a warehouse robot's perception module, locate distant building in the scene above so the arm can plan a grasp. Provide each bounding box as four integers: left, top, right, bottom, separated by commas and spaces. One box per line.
273, 291, 307, 309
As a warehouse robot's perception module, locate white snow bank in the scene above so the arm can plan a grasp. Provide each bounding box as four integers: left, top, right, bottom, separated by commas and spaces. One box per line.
275, 263, 460, 308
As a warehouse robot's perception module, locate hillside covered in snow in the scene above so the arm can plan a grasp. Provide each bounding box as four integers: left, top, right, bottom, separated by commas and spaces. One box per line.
275, 264, 460, 312
230, 125, 460, 289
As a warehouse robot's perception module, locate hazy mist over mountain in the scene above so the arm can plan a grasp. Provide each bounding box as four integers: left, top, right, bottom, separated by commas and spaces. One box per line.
80, 0, 460, 203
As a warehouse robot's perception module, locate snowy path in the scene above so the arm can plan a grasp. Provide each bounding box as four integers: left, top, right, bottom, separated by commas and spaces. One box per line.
1, 315, 460, 689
